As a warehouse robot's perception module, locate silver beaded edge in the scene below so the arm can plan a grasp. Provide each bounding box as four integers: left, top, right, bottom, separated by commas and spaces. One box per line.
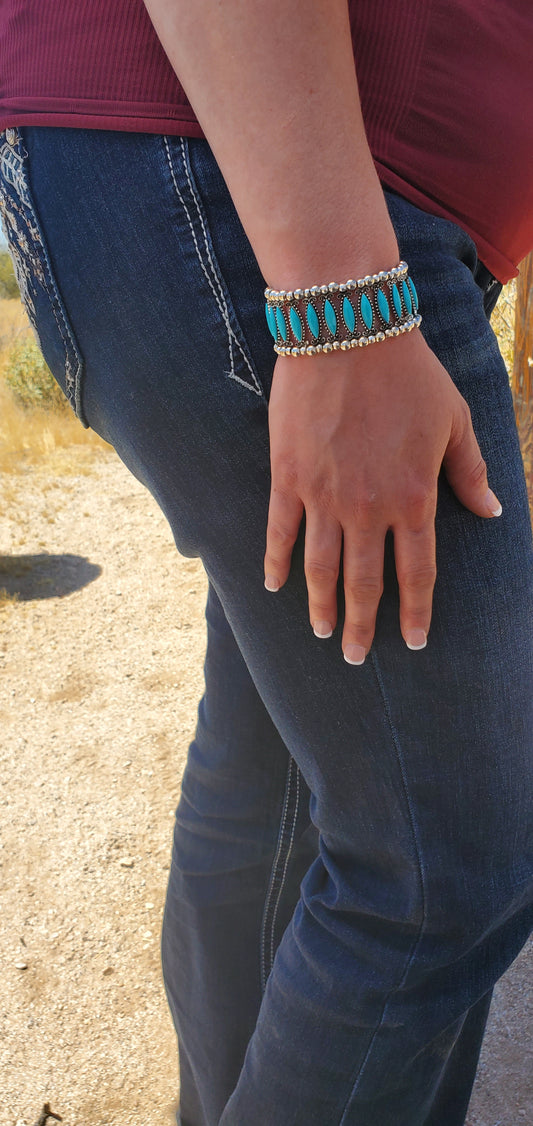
273, 314, 422, 356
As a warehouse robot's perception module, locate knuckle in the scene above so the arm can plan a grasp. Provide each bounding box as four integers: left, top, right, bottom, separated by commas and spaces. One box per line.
354, 488, 381, 525
345, 575, 383, 604
305, 558, 338, 587
273, 459, 299, 494
267, 518, 297, 552
397, 563, 437, 592
451, 399, 473, 446
309, 476, 336, 512
466, 456, 488, 489
402, 482, 435, 527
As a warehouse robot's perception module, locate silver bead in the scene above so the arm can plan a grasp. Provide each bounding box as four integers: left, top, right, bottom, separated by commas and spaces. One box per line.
332, 340, 341, 350
307, 346, 317, 355
328, 282, 339, 292
340, 340, 350, 351
310, 286, 321, 297
323, 343, 333, 353
320, 285, 329, 295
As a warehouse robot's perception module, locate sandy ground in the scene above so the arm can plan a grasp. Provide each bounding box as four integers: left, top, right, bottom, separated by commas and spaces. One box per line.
1, 447, 531, 1126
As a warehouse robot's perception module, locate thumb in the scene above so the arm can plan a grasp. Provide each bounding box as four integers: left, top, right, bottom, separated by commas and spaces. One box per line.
443, 402, 502, 519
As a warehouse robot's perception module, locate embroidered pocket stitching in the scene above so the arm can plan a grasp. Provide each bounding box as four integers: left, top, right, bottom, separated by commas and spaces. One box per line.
163, 136, 263, 397
0, 136, 84, 420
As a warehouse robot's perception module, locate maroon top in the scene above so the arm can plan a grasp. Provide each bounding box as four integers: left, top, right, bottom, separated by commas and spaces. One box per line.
1, 0, 532, 282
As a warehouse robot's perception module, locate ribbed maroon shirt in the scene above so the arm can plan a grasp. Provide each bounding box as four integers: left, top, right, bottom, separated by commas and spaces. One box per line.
1, 0, 532, 282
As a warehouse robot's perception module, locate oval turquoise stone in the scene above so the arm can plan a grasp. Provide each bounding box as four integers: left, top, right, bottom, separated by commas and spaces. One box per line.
275, 306, 288, 341
289, 306, 303, 342
324, 298, 337, 335
306, 301, 320, 339
402, 279, 413, 316
265, 302, 277, 339
360, 292, 373, 330
342, 296, 355, 333
407, 276, 419, 312
391, 283, 402, 317
377, 288, 390, 324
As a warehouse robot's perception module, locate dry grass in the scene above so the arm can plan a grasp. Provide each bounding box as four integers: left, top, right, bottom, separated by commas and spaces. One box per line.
0, 298, 110, 474
492, 280, 516, 375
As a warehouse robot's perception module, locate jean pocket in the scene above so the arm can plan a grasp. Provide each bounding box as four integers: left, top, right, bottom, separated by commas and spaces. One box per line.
163, 134, 267, 401
0, 128, 86, 423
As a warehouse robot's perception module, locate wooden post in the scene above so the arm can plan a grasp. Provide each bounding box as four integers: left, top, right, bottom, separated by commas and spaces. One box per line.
511, 252, 533, 511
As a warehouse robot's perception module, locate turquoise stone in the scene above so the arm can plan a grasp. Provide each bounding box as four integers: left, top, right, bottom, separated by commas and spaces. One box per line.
265, 302, 277, 339
360, 292, 373, 331
342, 296, 355, 333
407, 276, 419, 312
324, 298, 337, 335
377, 288, 390, 324
391, 283, 402, 317
289, 306, 303, 342
402, 279, 413, 316
306, 301, 320, 339
275, 305, 288, 341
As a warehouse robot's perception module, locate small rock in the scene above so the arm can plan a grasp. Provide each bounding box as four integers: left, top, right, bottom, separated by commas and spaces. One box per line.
119, 857, 134, 868
15, 960, 28, 970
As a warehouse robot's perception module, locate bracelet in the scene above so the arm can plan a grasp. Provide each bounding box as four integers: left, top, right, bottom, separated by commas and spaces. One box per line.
264, 261, 421, 356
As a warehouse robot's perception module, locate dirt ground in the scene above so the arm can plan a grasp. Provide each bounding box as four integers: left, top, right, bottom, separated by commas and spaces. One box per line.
1, 447, 531, 1126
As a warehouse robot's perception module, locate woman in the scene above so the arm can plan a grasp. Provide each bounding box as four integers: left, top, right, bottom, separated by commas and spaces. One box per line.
1, 2, 532, 1124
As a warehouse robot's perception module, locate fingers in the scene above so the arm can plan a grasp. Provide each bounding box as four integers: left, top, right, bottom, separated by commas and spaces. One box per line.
304, 514, 343, 637
444, 399, 502, 518
264, 481, 303, 592
341, 532, 385, 663
393, 524, 436, 651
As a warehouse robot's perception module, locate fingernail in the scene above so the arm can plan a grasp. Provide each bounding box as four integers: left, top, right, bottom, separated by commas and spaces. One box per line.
406, 629, 427, 651
344, 644, 366, 665
314, 620, 333, 639
485, 489, 502, 517
264, 575, 280, 592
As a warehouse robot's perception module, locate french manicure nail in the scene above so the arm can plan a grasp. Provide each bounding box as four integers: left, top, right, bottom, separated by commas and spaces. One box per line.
485, 489, 502, 517
313, 620, 333, 639
264, 575, 280, 592
406, 629, 427, 651
344, 644, 366, 665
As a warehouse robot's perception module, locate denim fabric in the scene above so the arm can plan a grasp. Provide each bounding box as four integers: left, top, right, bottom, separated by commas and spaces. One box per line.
1, 126, 532, 1126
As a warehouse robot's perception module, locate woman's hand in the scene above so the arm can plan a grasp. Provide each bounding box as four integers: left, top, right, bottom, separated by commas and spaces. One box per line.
264, 329, 502, 662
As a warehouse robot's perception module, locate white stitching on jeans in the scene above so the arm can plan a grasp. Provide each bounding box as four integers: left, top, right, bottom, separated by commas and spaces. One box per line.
179, 138, 262, 395
0, 143, 80, 402
268, 764, 300, 974
260, 756, 300, 992
164, 136, 262, 396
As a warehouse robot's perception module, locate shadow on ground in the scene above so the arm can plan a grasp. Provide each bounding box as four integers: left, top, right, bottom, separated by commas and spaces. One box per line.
0, 553, 102, 600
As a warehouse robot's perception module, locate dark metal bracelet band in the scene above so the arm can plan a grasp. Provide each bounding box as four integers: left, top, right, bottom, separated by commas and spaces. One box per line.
264, 261, 421, 355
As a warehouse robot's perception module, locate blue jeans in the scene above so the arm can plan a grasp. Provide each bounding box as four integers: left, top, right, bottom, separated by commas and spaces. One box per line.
1, 126, 532, 1126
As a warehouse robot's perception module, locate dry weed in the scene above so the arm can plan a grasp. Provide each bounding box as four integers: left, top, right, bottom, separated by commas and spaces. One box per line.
492, 280, 516, 375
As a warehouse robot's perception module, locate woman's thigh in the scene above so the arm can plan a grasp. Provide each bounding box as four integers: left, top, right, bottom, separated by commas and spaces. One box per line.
3, 123, 532, 974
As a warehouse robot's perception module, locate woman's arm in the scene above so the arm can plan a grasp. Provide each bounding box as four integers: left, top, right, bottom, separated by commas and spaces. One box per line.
144, 0, 501, 660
